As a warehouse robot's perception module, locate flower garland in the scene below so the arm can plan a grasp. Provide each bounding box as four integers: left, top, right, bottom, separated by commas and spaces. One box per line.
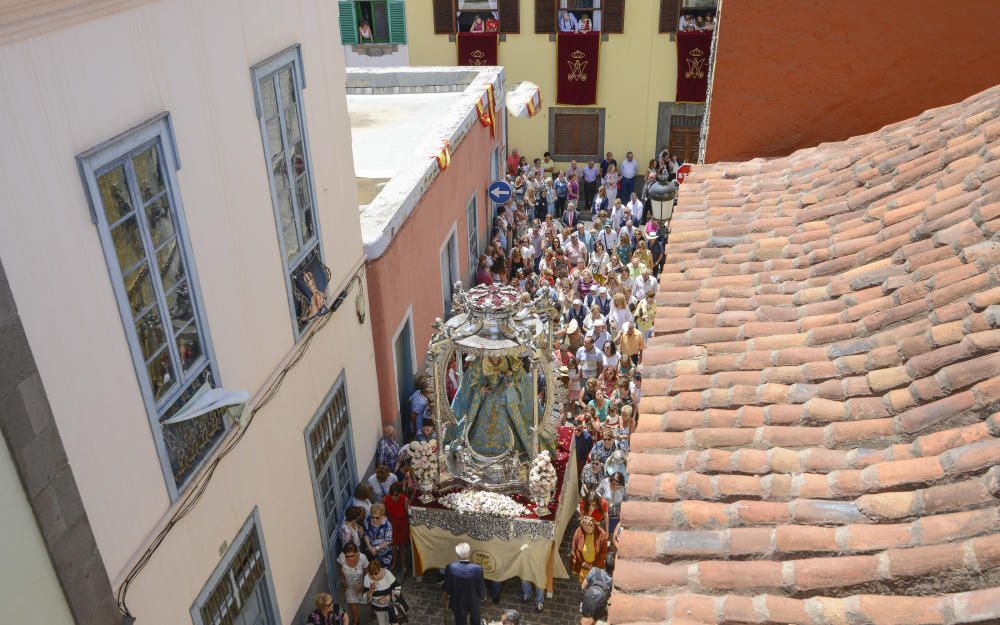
440, 490, 530, 518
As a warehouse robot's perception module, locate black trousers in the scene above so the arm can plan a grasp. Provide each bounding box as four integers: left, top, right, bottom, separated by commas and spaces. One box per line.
452, 605, 481, 625
582, 180, 598, 214
555, 195, 567, 217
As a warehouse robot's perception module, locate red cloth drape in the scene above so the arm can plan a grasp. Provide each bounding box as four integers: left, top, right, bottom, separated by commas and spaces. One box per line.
457, 32, 498, 66
676, 31, 713, 103
556, 32, 600, 105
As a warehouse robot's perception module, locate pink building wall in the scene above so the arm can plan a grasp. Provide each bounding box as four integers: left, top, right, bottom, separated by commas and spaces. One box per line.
366, 121, 498, 426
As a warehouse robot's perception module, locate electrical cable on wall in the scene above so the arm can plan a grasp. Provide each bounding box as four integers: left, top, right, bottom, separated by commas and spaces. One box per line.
116, 270, 364, 618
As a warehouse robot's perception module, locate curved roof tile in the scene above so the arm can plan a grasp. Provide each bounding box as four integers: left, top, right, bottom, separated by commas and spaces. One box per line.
612, 85, 1000, 624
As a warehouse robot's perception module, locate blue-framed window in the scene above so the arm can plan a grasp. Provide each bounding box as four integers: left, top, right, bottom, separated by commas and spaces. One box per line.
192, 508, 280, 625
466, 192, 479, 278
77, 114, 225, 497
251, 45, 326, 338
304, 374, 358, 593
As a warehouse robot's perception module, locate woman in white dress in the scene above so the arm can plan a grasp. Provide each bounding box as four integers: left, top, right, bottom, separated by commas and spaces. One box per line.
337, 543, 369, 625
603, 163, 620, 204
588, 241, 610, 278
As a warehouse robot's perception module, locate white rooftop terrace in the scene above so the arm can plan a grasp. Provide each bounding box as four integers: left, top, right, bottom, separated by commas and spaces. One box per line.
345, 66, 504, 259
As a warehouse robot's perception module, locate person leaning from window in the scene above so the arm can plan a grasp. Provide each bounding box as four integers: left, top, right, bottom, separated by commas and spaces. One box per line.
558, 10, 579, 32
358, 19, 373, 42
307, 592, 347, 625
485, 12, 500, 32
470, 15, 486, 32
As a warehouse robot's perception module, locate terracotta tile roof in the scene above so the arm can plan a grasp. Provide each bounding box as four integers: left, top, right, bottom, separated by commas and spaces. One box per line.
612, 85, 1000, 625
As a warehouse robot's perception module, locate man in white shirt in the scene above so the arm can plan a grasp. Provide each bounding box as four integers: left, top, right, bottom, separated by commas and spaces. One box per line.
565, 231, 588, 266
529, 223, 544, 271
627, 192, 644, 226
575, 335, 602, 380
609, 200, 626, 230
558, 10, 579, 32
620, 151, 639, 201
631, 268, 658, 304
596, 222, 617, 253
620, 218, 638, 248
576, 223, 594, 254
586, 317, 612, 351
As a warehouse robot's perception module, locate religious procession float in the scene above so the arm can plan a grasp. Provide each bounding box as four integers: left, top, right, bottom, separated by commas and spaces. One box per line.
407, 284, 579, 595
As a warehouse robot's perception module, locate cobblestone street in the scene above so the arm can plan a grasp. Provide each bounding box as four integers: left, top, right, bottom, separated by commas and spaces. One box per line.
387, 519, 585, 625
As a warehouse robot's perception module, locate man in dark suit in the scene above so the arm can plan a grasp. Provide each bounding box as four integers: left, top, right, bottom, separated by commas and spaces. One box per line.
561, 201, 579, 228
443, 543, 486, 625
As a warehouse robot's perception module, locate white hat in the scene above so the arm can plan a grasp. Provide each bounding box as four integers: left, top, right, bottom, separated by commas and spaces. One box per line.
573, 298, 582, 305
598, 286, 608, 294
594, 317, 605, 326
566, 319, 579, 334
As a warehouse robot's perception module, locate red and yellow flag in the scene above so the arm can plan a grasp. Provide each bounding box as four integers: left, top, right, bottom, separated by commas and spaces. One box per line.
475, 83, 497, 138
435, 140, 451, 171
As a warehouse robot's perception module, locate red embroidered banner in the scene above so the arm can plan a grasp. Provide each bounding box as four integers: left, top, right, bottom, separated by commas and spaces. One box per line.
457, 32, 498, 66
676, 31, 713, 103
556, 32, 600, 105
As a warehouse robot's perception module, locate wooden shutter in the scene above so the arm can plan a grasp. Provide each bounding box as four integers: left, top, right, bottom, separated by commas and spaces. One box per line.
535, 0, 557, 33
555, 112, 600, 157
603, 0, 625, 33
387, 0, 407, 43
659, 0, 681, 33
338, 1, 358, 44
498, 0, 520, 34
433, 0, 455, 34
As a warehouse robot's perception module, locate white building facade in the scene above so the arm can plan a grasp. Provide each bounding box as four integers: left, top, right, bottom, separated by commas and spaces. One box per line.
0, 2, 382, 624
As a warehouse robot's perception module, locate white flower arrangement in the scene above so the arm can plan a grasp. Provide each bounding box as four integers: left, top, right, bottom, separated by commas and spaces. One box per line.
440, 490, 530, 518
408, 439, 438, 480
528, 450, 557, 500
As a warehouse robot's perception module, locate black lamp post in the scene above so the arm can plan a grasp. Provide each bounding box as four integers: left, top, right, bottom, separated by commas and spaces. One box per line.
647, 169, 677, 223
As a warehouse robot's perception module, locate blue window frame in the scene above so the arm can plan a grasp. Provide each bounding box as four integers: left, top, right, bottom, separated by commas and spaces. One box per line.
191, 508, 281, 625
304, 373, 358, 593
77, 113, 224, 498
251, 45, 326, 339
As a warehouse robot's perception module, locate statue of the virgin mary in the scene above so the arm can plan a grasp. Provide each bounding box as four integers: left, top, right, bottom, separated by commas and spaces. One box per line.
449, 354, 537, 458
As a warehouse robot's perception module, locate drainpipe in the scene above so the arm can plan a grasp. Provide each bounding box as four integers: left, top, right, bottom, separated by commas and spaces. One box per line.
699, 0, 723, 164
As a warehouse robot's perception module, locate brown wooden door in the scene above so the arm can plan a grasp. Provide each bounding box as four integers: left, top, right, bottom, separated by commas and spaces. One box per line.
669, 115, 702, 163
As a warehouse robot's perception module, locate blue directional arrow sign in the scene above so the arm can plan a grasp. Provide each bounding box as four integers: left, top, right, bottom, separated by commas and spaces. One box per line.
488, 180, 514, 205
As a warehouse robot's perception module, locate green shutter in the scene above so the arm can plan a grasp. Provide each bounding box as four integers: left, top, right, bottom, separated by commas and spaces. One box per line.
387, 0, 407, 44
339, 1, 359, 45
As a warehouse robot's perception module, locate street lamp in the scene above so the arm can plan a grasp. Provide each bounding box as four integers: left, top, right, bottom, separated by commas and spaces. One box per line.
647, 169, 677, 222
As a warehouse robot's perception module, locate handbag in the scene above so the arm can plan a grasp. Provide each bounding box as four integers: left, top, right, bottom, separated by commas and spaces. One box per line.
387, 592, 409, 624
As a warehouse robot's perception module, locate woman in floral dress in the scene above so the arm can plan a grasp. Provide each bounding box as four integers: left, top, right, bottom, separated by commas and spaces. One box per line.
364, 503, 394, 567
339, 506, 365, 550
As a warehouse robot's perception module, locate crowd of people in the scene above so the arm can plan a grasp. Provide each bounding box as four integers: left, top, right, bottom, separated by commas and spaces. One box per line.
678, 12, 717, 32
314, 145, 682, 624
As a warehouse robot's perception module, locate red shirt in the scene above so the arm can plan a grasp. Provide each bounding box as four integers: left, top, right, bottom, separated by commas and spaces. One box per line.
485, 18, 499, 32
579, 498, 608, 523
507, 153, 521, 177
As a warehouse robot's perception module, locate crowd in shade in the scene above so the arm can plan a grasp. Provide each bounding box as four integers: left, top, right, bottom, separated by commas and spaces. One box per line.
319, 147, 682, 623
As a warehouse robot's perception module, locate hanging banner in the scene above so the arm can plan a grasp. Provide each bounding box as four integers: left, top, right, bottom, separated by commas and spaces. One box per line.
457, 32, 499, 66
556, 33, 600, 105
676, 31, 712, 103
